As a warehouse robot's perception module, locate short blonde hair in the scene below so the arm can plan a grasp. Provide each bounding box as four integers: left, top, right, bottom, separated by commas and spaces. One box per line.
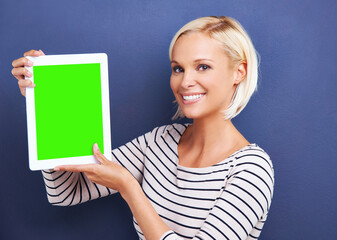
169, 16, 260, 120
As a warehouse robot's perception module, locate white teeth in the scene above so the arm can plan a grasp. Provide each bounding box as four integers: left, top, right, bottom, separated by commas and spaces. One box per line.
182, 94, 204, 101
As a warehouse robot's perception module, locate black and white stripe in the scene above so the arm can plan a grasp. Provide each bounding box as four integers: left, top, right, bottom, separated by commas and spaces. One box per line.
41, 123, 274, 239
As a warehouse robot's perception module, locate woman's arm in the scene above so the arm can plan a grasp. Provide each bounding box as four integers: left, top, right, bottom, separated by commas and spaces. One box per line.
159, 151, 274, 240
57, 140, 273, 240
11, 50, 115, 206
11, 50, 151, 206
41, 169, 115, 206
122, 178, 171, 240
43, 129, 152, 206
56, 144, 274, 240
57, 144, 171, 239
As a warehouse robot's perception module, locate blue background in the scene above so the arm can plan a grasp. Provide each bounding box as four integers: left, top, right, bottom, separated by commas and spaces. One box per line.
1, 0, 336, 239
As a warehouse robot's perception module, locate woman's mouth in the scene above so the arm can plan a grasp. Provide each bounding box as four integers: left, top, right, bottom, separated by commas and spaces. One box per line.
181, 93, 205, 104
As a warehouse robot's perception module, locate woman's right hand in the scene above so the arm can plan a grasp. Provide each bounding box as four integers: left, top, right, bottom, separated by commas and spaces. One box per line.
11, 49, 45, 97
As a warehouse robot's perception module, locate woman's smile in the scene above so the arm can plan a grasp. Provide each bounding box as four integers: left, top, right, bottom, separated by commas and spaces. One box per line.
181, 92, 206, 104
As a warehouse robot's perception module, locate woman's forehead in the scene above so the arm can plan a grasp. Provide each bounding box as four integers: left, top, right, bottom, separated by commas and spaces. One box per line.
171, 32, 227, 63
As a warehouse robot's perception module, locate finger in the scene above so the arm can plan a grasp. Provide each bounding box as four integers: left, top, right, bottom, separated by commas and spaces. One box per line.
24, 49, 43, 57
12, 74, 24, 82
93, 143, 109, 164
23, 49, 36, 57
12, 67, 32, 78
20, 88, 26, 97
54, 164, 96, 172
18, 79, 35, 88
16, 79, 35, 97
39, 49, 45, 55
12, 57, 33, 68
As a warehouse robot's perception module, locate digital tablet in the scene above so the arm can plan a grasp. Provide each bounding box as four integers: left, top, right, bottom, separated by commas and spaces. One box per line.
25, 53, 111, 171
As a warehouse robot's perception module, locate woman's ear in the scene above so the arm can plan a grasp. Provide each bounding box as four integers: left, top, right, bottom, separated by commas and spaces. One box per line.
233, 61, 247, 85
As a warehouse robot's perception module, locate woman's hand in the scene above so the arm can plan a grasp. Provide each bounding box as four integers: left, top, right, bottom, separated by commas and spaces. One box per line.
11, 49, 45, 97
54, 143, 137, 196
57, 143, 171, 239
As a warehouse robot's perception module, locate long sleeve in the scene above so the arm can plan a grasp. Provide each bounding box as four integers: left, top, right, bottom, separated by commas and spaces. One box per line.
42, 169, 115, 206
158, 149, 274, 240
42, 128, 153, 206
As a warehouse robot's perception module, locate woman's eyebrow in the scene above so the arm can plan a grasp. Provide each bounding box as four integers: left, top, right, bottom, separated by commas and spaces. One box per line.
171, 58, 214, 64
194, 58, 214, 63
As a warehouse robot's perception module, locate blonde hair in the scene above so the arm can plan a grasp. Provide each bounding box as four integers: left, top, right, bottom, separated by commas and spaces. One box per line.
169, 16, 260, 120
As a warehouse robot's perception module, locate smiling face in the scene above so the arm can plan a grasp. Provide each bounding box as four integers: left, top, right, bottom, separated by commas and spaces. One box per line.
170, 32, 242, 120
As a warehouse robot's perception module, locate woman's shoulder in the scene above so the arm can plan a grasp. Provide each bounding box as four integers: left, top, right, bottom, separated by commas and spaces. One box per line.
230, 143, 270, 159
140, 123, 189, 146
230, 143, 274, 180
230, 144, 273, 169
147, 123, 189, 139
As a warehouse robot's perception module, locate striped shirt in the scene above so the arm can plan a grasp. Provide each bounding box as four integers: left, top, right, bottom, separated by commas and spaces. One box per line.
42, 123, 274, 240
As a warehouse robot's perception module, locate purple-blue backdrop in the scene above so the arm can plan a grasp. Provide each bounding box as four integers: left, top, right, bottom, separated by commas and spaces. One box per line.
1, 0, 336, 239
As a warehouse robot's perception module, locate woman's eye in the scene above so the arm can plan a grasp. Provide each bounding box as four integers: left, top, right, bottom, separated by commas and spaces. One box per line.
172, 66, 184, 73
198, 64, 210, 71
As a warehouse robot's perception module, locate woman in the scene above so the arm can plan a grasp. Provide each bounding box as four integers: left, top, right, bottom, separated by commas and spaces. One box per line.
11, 16, 274, 240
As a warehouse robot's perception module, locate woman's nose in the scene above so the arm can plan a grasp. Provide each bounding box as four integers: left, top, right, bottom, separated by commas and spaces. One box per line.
181, 71, 196, 88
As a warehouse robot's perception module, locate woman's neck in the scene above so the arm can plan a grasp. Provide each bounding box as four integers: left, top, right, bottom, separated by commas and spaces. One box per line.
189, 114, 240, 148
179, 113, 249, 168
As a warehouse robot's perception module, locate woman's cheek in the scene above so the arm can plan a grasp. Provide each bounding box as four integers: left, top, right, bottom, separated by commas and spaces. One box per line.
170, 76, 179, 94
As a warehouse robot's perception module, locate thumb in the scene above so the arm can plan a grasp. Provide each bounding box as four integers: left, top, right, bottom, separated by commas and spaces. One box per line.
31, 50, 43, 57
93, 143, 108, 164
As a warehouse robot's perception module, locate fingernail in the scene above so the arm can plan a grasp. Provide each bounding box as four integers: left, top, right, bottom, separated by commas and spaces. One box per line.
54, 167, 60, 171
93, 143, 99, 151
27, 71, 33, 77
32, 83, 36, 87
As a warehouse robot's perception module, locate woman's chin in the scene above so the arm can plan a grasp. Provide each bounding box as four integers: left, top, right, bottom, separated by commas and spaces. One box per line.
181, 110, 203, 120
181, 108, 224, 121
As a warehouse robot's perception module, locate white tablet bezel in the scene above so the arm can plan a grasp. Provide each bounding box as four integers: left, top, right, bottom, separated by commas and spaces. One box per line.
25, 53, 111, 171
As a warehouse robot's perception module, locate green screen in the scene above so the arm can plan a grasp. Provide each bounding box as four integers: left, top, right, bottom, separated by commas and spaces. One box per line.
33, 63, 104, 160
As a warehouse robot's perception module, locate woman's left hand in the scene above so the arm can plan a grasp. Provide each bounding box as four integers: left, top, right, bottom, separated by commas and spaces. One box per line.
54, 143, 135, 195
56, 145, 171, 239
